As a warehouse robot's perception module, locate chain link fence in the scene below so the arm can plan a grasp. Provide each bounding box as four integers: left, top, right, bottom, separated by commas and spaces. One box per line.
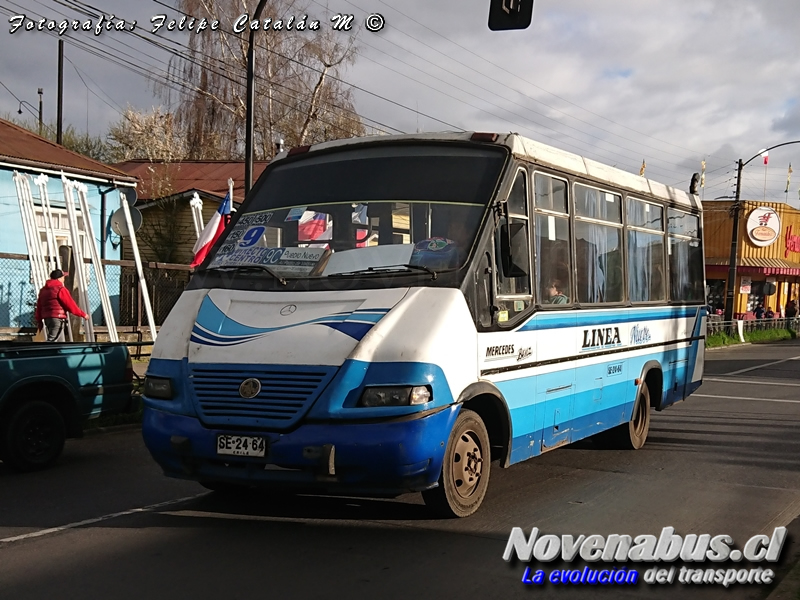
0, 252, 192, 331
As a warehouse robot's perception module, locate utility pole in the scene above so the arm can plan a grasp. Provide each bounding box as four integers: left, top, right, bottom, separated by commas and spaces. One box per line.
57, 40, 63, 145
245, 0, 270, 197
723, 159, 744, 326
37, 88, 43, 137
723, 140, 800, 328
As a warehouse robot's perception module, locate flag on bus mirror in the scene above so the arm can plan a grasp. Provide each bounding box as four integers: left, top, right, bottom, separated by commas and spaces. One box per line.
191, 193, 231, 268
488, 0, 534, 30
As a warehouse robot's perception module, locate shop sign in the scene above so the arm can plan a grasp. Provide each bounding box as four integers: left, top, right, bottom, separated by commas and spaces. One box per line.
785, 225, 800, 258
746, 207, 781, 247
740, 277, 752, 294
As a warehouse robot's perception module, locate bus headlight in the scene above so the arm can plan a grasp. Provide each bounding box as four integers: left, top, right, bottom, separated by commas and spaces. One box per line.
144, 376, 174, 400
359, 386, 431, 407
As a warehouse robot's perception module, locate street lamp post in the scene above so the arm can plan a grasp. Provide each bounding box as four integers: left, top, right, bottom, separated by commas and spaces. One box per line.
244, 0, 270, 198
17, 99, 43, 137
723, 141, 800, 326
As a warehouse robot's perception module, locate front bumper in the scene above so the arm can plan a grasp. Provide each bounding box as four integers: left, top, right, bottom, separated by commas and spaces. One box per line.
142, 405, 460, 495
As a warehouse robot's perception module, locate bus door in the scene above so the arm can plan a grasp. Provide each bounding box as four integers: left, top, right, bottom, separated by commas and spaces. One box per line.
537, 313, 576, 451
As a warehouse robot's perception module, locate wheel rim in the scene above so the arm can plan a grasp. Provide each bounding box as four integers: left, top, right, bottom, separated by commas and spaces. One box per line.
632, 393, 647, 437
450, 429, 484, 500
18, 416, 57, 460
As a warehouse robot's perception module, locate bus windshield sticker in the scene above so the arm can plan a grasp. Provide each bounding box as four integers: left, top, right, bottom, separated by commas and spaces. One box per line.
209, 246, 328, 275
237, 211, 274, 226
284, 207, 307, 221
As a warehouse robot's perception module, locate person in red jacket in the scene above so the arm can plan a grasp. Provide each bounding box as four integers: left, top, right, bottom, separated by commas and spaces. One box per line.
34, 269, 89, 342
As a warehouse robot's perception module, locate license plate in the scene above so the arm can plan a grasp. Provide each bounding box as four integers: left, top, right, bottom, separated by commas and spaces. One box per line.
216, 435, 267, 457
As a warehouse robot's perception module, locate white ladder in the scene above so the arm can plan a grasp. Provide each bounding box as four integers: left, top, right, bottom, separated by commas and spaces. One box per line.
13, 172, 49, 293
70, 177, 119, 342
61, 175, 95, 342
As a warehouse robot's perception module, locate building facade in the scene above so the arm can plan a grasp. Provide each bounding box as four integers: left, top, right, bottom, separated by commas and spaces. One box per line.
704, 200, 800, 318
0, 118, 137, 329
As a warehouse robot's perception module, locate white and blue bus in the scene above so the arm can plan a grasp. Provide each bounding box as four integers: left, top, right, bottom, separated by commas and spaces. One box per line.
142, 132, 705, 517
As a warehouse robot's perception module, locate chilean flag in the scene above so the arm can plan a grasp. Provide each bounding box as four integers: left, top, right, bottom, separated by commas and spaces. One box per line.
298, 211, 328, 241
191, 193, 231, 267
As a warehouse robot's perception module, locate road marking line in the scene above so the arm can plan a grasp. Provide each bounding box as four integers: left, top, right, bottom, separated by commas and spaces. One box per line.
705, 377, 800, 387
723, 354, 800, 376
694, 393, 800, 404
0, 493, 207, 545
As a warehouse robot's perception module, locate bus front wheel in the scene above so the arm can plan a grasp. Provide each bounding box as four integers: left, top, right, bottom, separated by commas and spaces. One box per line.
423, 409, 491, 518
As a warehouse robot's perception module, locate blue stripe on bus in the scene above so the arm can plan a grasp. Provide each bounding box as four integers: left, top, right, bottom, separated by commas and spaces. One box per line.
516, 306, 701, 332
495, 343, 696, 465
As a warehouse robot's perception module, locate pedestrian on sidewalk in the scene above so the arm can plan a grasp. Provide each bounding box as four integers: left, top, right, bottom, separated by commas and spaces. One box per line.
786, 299, 797, 319
34, 269, 89, 342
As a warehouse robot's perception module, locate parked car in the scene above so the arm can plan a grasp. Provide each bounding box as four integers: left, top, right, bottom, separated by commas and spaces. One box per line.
0, 341, 134, 471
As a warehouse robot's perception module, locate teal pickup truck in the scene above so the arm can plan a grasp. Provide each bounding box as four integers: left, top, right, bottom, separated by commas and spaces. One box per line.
0, 341, 134, 472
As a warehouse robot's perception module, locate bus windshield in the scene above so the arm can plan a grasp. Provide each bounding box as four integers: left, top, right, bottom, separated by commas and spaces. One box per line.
206, 144, 506, 278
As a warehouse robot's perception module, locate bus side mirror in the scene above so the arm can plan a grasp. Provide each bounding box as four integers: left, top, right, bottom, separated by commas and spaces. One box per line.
500, 222, 529, 278
488, 0, 534, 31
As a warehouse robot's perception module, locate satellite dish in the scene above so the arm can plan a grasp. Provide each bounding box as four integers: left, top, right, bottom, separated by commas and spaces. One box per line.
110, 206, 143, 237
118, 187, 138, 206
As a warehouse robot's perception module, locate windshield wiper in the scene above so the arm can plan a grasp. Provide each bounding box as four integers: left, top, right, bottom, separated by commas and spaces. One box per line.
201, 265, 287, 286
329, 264, 437, 280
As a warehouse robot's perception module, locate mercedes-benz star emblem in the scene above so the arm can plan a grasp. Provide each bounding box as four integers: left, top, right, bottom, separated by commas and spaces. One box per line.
280, 304, 297, 316
239, 378, 262, 399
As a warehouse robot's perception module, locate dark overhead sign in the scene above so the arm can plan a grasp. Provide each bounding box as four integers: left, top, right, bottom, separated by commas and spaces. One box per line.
488, 0, 534, 31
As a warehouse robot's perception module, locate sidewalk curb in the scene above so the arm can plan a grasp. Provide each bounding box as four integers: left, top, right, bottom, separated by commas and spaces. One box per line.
82, 423, 142, 437
706, 343, 752, 351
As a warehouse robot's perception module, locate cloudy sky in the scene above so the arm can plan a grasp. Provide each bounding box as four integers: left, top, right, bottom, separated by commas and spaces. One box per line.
1, 0, 800, 205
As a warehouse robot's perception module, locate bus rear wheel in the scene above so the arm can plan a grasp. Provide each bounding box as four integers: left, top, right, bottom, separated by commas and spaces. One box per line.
423, 409, 491, 518
595, 385, 651, 450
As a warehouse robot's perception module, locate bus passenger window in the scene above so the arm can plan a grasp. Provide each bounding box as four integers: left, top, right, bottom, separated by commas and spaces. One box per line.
493, 170, 532, 323
534, 173, 572, 306
574, 184, 623, 304
627, 198, 666, 302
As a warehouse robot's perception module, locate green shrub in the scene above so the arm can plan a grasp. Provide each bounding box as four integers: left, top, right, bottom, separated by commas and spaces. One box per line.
744, 328, 797, 344
706, 331, 742, 348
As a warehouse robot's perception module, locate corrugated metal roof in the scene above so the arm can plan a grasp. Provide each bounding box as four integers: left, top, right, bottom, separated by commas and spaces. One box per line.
114, 160, 270, 204
0, 118, 136, 182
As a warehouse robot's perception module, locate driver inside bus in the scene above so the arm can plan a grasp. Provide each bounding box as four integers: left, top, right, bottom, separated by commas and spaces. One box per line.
408, 218, 471, 270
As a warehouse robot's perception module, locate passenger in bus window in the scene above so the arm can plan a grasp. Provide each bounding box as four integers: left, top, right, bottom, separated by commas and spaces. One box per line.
546, 279, 569, 304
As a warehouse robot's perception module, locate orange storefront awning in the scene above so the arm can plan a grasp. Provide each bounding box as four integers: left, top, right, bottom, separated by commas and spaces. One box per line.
706, 257, 800, 276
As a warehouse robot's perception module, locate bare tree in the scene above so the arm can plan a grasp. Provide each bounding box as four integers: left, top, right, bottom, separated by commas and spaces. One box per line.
161, 0, 366, 160
107, 107, 187, 163
106, 108, 193, 263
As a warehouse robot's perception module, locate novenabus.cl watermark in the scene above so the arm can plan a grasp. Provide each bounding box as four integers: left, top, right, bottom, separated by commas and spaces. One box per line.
503, 526, 787, 588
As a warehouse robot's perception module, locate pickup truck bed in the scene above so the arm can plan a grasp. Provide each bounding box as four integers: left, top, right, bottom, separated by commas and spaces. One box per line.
0, 341, 134, 471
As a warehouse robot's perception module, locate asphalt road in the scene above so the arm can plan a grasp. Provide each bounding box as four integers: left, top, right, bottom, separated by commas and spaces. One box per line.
2, 341, 800, 599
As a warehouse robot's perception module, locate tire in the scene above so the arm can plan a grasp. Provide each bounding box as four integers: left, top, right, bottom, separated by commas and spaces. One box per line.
593, 385, 651, 450
423, 409, 491, 518
2, 401, 66, 472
